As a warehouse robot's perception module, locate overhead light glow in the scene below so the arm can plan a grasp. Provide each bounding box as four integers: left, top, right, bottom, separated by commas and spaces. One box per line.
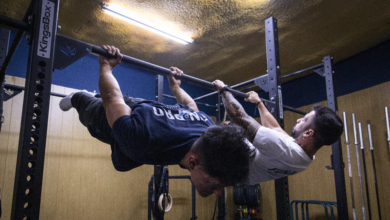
101, 3, 194, 44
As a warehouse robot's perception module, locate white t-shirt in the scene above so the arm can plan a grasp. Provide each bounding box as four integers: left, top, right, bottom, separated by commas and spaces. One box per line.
246, 126, 312, 185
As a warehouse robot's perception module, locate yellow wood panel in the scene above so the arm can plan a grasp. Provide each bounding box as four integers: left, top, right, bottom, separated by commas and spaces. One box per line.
0, 76, 14, 188
1, 76, 25, 220
40, 84, 64, 219
0, 75, 16, 220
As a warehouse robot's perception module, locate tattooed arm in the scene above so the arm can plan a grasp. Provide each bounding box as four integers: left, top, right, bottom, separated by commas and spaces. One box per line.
213, 80, 261, 142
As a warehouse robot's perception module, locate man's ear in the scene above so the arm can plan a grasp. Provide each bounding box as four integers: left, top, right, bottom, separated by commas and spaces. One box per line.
188, 155, 200, 171
304, 129, 314, 138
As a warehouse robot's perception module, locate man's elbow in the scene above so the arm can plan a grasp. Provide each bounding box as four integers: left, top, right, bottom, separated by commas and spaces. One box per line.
102, 95, 125, 109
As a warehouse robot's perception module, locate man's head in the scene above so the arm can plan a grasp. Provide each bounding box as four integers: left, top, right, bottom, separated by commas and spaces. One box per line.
189, 123, 255, 197
291, 104, 343, 149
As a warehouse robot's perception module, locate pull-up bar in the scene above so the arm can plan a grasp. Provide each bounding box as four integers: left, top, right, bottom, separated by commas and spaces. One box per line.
91, 45, 249, 98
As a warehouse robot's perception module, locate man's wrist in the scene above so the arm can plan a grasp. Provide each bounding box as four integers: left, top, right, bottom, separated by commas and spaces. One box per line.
219, 85, 231, 94
99, 64, 113, 72
169, 84, 180, 90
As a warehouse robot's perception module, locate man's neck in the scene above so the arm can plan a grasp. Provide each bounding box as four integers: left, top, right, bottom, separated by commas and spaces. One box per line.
180, 140, 198, 169
295, 138, 317, 160
179, 152, 190, 169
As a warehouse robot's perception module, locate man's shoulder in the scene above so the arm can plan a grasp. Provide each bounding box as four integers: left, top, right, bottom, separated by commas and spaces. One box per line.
255, 126, 292, 142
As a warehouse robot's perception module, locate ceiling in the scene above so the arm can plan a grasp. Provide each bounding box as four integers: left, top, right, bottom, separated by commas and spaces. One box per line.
1, 0, 390, 87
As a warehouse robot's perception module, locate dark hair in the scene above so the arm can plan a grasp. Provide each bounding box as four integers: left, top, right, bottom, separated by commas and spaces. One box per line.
192, 123, 255, 186
310, 104, 343, 148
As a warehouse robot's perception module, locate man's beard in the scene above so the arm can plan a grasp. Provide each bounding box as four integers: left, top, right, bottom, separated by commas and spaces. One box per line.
291, 128, 300, 139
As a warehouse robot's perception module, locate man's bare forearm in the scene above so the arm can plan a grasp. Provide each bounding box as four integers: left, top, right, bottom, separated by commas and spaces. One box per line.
170, 85, 195, 106
257, 101, 288, 135
99, 65, 124, 108
257, 102, 280, 129
221, 91, 260, 142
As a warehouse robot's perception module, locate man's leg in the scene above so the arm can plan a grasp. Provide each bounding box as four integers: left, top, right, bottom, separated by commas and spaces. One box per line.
70, 91, 113, 144
61, 91, 145, 171
62, 91, 145, 143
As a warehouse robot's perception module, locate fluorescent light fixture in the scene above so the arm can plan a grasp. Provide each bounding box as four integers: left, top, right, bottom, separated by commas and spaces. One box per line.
101, 2, 194, 44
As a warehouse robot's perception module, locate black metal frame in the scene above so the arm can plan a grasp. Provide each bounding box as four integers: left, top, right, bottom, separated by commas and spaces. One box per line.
148, 174, 198, 220
193, 63, 324, 102
264, 17, 290, 220
290, 200, 338, 220
152, 74, 166, 220
319, 56, 348, 219
148, 166, 169, 220
4, 83, 66, 99
10, 1, 59, 220
215, 94, 227, 220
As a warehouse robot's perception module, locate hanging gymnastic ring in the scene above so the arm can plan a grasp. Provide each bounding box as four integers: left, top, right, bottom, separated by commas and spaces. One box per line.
158, 193, 173, 212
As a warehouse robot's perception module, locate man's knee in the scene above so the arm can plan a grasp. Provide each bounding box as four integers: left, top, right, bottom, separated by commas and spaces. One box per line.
71, 91, 97, 109
112, 160, 142, 172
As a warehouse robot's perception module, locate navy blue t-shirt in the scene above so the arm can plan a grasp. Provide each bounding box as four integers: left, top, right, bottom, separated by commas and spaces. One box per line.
111, 101, 215, 169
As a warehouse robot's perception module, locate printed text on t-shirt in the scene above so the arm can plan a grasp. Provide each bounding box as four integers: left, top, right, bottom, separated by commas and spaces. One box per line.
153, 107, 209, 121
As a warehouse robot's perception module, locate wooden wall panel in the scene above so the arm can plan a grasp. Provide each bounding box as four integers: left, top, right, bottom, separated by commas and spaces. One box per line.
0, 76, 25, 220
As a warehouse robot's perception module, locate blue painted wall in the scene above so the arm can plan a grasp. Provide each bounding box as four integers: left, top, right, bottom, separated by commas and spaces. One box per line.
4, 30, 390, 117
281, 40, 390, 109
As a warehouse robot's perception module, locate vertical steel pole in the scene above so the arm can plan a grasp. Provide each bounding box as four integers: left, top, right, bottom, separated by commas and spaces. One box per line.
153, 74, 165, 220
322, 56, 349, 219
156, 74, 164, 103
367, 124, 381, 220
352, 114, 366, 220
216, 94, 226, 220
191, 180, 196, 220
11, 0, 60, 219
343, 112, 356, 220
265, 17, 289, 220
358, 123, 371, 220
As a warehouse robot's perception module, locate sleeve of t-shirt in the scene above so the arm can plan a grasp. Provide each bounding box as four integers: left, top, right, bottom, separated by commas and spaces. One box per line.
111, 114, 148, 152
112, 115, 134, 147
252, 126, 293, 159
